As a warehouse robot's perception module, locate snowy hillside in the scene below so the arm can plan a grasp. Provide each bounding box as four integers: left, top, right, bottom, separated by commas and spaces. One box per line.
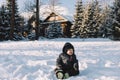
0, 38, 120, 80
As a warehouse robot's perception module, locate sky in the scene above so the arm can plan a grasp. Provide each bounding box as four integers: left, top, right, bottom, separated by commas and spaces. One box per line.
0, 0, 114, 17
0, 0, 76, 16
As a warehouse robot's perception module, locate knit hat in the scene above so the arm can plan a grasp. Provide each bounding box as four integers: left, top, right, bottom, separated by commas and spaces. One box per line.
62, 42, 74, 54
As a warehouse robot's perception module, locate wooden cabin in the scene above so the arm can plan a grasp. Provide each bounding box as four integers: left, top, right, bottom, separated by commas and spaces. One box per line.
42, 12, 73, 38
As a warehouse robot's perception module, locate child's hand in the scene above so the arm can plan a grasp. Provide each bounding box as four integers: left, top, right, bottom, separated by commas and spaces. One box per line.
73, 63, 78, 71
56, 71, 64, 79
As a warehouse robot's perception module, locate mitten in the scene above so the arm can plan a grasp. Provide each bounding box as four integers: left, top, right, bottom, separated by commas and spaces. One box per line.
73, 63, 78, 71
64, 73, 69, 79
55, 69, 64, 79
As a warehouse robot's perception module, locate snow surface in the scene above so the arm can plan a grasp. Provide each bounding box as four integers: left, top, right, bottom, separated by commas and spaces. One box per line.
0, 38, 120, 80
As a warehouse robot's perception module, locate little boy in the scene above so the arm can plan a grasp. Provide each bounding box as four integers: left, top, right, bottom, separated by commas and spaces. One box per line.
54, 42, 79, 79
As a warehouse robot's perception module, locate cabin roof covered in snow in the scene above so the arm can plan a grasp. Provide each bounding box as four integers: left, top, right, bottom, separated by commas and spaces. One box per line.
43, 12, 73, 23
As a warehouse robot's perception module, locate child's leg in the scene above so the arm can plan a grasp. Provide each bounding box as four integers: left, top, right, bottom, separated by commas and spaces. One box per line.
69, 69, 79, 76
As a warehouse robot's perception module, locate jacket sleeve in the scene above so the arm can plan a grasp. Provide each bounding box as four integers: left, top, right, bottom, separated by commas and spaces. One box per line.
73, 54, 78, 63
56, 54, 63, 69
73, 55, 79, 71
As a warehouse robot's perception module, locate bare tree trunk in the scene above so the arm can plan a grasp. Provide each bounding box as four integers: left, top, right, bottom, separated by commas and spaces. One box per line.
35, 0, 39, 40
10, 0, 15, 40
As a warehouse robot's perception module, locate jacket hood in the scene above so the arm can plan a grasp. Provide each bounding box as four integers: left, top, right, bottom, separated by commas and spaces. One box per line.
62, 42, 74, 54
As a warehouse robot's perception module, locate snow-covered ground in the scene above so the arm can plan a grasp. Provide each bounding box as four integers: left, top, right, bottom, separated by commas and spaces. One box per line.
0, 38, 120, 80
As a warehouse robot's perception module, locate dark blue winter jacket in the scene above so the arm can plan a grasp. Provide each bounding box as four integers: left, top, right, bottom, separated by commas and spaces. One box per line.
56, 42, 79, 76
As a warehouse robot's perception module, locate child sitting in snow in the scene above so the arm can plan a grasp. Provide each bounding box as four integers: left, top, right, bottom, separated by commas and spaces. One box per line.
54, 42, 79, 79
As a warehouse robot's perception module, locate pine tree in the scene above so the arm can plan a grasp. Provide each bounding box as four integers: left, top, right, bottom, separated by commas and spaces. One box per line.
79, 5, 89, 38
6, 0, 24, 40
46, 23, 63, 39
81, 2, 95, 38
0, 5, 10, 40
111, 0, 120, 40
81, 0, 102, 38
71, 0, 83, 38
99, 5, 113, 38
91, 0, 102, 38
0, 5, 4, 41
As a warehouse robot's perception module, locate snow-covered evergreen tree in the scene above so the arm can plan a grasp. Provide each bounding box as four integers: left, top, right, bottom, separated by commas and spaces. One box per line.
81, 2, 95, 38
71, 0, 83, 38
80, 3, 92, 38
0, 6, 4, 41
46, 23, 63, 39
0, 5, 4, 41
99, 5, 113, 38
6, 0, 24, 40
0, 5, 10, 41
84, 0, 102, 38
80, 0, 102, 38
92, 0, 102, 38
111, 0, 120, 40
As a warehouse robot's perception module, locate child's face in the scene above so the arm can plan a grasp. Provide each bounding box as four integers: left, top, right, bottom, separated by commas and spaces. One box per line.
67, 49, 73, 55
